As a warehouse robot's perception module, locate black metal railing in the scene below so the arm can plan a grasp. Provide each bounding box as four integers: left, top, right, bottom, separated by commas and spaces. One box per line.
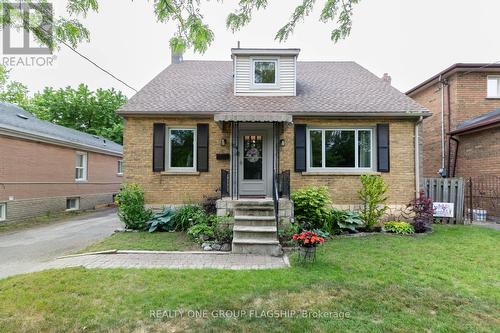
272, 172, 280, 238
220, 169, 230, 199
278, 170, 290, 199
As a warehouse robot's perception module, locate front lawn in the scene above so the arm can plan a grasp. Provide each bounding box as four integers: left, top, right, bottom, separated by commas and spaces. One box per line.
0, 225, 498, 332
78, 231, 198, 253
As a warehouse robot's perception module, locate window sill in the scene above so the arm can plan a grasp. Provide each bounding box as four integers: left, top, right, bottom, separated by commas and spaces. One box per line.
117, 173, 123, 177
75, 179, 88, 183
161, 171, 200, 176
301, 171, 381, 176
66, 208, 79, 212
486, 97, 500, 100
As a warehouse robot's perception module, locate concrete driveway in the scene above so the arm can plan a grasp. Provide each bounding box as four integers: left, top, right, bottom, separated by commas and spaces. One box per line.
0, 209, 122, 279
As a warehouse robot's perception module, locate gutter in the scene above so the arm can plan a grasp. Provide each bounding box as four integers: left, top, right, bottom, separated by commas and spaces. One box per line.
415, 116, 424, 196
0, 126, 123, 157
117, 111, 432, 119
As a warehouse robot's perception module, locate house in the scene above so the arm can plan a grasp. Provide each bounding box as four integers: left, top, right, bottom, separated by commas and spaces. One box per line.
0, 102, 123, 223
407, 63, 500, 178
118, 48, 430, 255
407, 63, 500, 222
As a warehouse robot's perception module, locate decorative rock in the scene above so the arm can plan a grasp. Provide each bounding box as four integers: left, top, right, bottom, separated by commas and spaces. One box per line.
212, 244, 222, 251
203, 245, 212, 251
220, 243, 231, 251
201, 242, 210, 248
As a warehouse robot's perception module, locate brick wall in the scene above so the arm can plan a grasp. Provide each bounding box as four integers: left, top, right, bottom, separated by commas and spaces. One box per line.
410, 71, 500, 178
281, 118, 417, 205
123, 116, 230, 204
0, 135, 122, 221
125, 116, 418, 206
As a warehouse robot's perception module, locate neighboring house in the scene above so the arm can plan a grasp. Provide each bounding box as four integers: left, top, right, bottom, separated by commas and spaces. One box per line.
407, 63, 500, 178
0, 102, 123, 223
118, 48, 429, 255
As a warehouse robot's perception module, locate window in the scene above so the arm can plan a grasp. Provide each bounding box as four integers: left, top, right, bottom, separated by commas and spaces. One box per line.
307, 128, 373, 170
117, 160, 124, 175
253, 59, 277, 84
0, 203, 6, 221
487, 76, 500, 98
168, 128, 196, 170
75, 152, 87, 181
66, 197, 80, 211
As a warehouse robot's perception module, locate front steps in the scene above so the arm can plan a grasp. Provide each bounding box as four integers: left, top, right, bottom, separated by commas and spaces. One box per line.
231, 200, 283, 256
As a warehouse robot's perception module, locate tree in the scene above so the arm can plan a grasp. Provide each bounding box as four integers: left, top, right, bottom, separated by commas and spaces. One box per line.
0, 0, 360, 54
29, 84, 127, 144
0, 65, 30, 109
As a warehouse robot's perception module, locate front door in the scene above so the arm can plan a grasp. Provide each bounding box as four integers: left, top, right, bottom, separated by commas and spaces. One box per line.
239, 131, 268, 196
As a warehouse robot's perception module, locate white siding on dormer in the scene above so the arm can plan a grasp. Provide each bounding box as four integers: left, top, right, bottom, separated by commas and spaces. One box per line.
234, 55, 296, 96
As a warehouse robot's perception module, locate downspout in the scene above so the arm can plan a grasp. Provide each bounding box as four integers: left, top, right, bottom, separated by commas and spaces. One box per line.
415, 116, 424, 197
446, 82, 452, 176
450, 136, 460, 177
439, 75, 446, 177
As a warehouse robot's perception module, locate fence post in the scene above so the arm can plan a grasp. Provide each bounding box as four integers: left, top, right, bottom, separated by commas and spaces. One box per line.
468, 177, 473, 222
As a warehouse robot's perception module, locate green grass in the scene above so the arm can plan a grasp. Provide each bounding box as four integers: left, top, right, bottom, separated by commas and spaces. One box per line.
0, 225, 498, 332
78, 231, 198, 253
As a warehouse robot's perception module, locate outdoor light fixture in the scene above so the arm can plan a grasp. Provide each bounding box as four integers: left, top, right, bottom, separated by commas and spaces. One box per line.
280, 139, 286, 146
220, 138, 227, 146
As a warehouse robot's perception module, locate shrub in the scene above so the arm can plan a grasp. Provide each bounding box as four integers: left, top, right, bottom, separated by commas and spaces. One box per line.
358, 175, 388, 230
171, 205, 206, 231
291, 186, 331, 229
213, 223, 233, 244
202, 193, 219, 215
187, 224, 214, 242
326, 208, 364, 234
408, 190, 434, 233
384, 221, 415, 235
115, 183, 152, 230
145, 207, 175, 232
279, 222, 302, 246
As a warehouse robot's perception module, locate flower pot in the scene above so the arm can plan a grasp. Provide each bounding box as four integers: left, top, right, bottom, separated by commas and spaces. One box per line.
298, 246, 317, 263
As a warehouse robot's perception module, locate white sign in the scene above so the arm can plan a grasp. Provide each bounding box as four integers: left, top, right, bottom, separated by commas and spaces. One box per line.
433, 202, 454, 218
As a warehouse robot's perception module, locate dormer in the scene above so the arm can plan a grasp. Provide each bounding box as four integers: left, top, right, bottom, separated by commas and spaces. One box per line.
231, 48, 300, 96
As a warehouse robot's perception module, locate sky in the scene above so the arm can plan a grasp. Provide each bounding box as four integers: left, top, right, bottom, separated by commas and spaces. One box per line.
3, 0, 500, 97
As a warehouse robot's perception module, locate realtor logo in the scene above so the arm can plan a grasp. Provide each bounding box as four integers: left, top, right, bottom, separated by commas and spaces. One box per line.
2, 2, 53, 55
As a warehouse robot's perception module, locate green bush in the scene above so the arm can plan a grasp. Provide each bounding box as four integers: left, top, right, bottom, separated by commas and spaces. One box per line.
291, 186, 331, 229
145, 207, 175, 232
278, 222, 301, 246
213, 222, 233, 244
326, 208, 364, 234
171, 205, 206, 231
358, 175, 388, 230
115, 183, 152, 230
383, 221, 415, 235
187, 224, 214, 242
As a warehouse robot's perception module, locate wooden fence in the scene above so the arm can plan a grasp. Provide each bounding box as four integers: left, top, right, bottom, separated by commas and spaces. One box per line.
423, 178, 465, 224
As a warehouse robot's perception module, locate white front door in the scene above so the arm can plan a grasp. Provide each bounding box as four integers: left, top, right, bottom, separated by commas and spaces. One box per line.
238, 130, 271, 196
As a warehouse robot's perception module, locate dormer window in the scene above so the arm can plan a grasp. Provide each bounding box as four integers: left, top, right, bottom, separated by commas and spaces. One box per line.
253, 59, 278, 85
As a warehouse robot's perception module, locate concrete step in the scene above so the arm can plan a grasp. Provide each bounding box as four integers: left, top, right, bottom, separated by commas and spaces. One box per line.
233, 225, 277, 233
232, 240, 282, 256
234, 205, 274, 217
233, 231, 277, 242
233, 200, 273, 207
233, 215, 276, 227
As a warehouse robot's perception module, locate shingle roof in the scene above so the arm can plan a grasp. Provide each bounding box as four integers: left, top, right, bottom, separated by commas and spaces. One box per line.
118, 61, 429, 116
450, 108, 500, 135
0, 102, 122, 155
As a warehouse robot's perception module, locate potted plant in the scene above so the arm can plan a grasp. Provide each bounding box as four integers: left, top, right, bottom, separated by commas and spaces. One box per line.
291, 231, 326, 263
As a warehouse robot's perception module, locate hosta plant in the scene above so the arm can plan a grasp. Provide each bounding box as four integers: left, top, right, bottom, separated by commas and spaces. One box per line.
383, 221, 415, 235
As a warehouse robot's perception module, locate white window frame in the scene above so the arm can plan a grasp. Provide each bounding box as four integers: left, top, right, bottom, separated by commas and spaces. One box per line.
251, 58, 279, 89
75, 152, 88, 181
306, 127, 374, 171
166, 127, 197, 172
0, 203, 6, 221
487, 75, 500, 98
117, 160, 124, 176
66, 197, 80, 211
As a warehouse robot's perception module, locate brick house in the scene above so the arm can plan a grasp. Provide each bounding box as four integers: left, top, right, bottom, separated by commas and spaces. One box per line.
0, 102, 123, 223
118, 48, 429, 255
407, 63, 500, 179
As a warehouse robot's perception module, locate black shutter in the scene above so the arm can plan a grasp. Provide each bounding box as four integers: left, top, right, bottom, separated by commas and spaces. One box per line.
294, 124, 307, 172
152, 123, 165, 172
377, 123, 390, 172
197, 123, 209, 172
